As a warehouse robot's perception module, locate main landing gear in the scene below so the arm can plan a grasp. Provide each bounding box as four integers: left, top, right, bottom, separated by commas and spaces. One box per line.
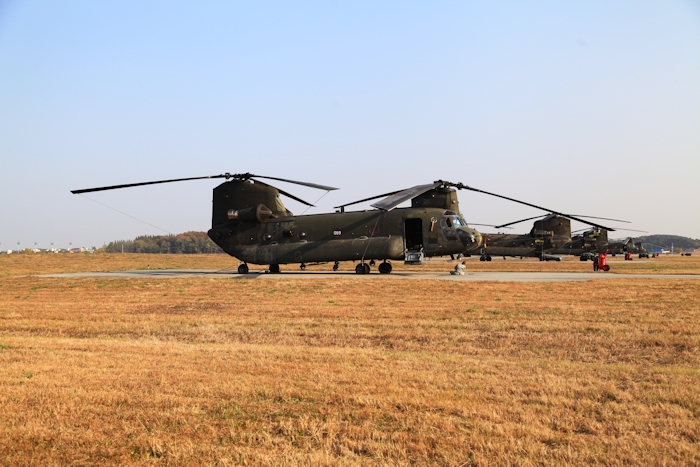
333, 261, 339, 271
269, 264, 280, 273
355, 261, 392, 274
238, 263, 249, 274
480, 255, 492, 262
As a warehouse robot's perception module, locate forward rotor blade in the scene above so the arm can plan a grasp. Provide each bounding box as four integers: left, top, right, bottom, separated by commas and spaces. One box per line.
249, 174, 338, 191
71, 174, 228, 194
494, 215, 546, 229
334, 190, 403, 209
372, 182, 442, 211
453, 183, 616, 232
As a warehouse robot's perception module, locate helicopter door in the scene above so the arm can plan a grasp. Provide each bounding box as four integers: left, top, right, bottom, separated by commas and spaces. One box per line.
404, 218, 425, 264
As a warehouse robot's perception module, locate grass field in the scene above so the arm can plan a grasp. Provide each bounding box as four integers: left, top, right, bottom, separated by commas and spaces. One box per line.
1, 255, 699, 465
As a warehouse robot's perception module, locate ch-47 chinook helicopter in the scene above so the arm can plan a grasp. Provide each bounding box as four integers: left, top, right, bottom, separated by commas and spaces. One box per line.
72, 173, 607, 274
478, 213, 643, 261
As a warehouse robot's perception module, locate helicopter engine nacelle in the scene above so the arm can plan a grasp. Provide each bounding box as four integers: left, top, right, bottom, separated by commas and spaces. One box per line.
532, 215, 571, 238
212, 180, 292, 228
227, 204, 275, 223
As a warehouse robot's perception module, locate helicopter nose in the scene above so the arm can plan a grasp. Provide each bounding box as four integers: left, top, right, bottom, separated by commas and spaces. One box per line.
458, 228, 480, 250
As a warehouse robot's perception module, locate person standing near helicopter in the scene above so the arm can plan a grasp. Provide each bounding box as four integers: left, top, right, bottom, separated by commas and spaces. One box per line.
593, 253, 599, 272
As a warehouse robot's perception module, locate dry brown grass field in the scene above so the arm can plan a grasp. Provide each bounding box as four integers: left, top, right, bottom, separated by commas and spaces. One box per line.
1, 254, 699, 465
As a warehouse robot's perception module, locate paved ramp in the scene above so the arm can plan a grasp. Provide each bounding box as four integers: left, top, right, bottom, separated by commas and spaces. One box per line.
39, 270, 700, 282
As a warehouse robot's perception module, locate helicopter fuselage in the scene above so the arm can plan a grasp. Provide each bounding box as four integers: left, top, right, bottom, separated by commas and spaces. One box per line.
209, 207, 482, 265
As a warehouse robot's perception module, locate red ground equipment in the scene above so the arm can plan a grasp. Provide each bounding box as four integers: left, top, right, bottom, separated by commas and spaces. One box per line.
625, 251, 632, 261
598, 250, 610, 271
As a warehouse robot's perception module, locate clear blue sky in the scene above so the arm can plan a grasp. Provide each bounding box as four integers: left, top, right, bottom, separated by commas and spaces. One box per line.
1, 1, 699, 249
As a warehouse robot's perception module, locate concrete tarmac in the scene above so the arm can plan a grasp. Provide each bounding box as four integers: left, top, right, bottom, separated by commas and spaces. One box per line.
40, 269, 700, 282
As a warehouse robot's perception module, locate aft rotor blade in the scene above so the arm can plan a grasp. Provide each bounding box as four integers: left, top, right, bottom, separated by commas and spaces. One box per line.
250, 174, 338, 191
276, 188, 314, 207
567, 214, 631, 223
454, 183, 616, 231
252, 180, 315, 207
71, 174, 228, 194
494, 215, 546, 229
372, 182, 442, 211
334, 190, 403, 209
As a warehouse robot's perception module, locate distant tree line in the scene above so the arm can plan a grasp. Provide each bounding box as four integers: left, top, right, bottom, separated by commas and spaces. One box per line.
103, 231, 224, 254
634, 235, 700, 251
101, 232, 700, 254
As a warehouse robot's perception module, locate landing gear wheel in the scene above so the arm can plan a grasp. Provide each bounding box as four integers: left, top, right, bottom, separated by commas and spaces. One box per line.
369, 259, 376, 266
355, 263, 370, 274
480, 255, 486, 262
238, 264, 249, 274
378, 262, 392, 274
269, 264, 280, 273
486, 256, 492, 262
333, 261, 339, 271
300, 263, 306, 271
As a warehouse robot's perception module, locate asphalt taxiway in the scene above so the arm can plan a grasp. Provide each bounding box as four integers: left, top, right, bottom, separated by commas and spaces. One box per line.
39, 269, 700, 282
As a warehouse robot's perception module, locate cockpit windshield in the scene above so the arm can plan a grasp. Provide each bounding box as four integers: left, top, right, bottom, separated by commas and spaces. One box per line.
442, 215, 468, 230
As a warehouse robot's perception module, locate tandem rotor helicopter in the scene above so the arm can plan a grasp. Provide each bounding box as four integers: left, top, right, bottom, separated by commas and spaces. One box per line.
72, 172, 626, 274
476, 213, 645, 262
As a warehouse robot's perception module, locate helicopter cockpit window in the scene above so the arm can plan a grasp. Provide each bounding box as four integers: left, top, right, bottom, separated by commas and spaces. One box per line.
451, 216, 464, 227
444, 217, 453, 228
